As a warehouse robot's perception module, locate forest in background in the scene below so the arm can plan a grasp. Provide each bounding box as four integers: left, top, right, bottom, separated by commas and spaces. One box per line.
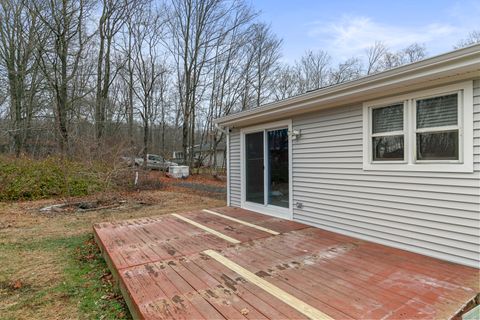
0, 0, 479, 167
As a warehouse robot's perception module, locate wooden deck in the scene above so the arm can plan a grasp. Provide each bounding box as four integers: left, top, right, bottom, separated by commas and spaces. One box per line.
93, 207, 479, 320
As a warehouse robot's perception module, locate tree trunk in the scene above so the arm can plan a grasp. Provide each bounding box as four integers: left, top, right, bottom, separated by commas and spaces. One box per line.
95, 13, 106, 144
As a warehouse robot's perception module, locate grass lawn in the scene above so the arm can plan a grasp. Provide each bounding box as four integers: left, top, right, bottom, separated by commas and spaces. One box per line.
0, 186, 225, 319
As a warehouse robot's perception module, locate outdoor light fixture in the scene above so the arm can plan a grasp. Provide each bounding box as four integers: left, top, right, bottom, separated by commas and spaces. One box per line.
289, 129, 301, 140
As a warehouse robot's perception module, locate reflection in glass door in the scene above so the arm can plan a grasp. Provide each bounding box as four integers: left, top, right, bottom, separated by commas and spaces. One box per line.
267, 129, 289, 208
245, 132, 264, 204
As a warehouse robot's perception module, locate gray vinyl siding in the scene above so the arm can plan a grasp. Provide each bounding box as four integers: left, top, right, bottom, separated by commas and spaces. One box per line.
229, 128, 241, 207
227, 79, 480, 267
291, 79, 480, 267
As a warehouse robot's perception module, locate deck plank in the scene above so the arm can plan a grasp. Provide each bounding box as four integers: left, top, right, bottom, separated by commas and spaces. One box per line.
179, 211, 273, 242
212, 206, 308, 233
94, 207, 479, 320
192, 253, 308, 320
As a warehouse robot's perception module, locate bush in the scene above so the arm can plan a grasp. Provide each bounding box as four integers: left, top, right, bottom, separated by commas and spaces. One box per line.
0, 156, 109, 201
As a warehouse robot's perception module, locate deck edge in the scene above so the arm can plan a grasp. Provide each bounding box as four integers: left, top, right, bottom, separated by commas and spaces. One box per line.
93, 226, 142, 320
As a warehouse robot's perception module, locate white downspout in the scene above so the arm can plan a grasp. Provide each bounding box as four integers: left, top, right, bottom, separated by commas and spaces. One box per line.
216, 123, 230, 207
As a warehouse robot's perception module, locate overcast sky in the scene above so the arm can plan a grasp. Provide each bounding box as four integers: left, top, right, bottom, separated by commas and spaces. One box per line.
251, 0, 480, 63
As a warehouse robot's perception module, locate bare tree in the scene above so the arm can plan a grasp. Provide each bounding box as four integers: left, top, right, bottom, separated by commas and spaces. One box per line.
246, 23, 282, 108
0, 0, 455, 169
401, 43, 427, 63
365, 41, 387, 75
166, 0, 255, 167
94, 0, 135, 146
455, 30, 480, 49
203, 6, 254, 172
295, 50, 330, 92
118, 9, 140, 152
0, 0, 41, 156
272, 64, 298, 100
381, 43, 426, 70
31, 0, 94, 155
329, 57, 362, 84
130, 5, 167, 165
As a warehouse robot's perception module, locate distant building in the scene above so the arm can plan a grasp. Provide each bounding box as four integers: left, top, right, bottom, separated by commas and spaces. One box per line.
173, 142, 226, 168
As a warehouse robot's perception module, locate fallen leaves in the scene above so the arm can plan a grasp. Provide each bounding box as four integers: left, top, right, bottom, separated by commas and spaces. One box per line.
11, 280, 23, 290
100, 273, 113, 286
0, 279, 25, 291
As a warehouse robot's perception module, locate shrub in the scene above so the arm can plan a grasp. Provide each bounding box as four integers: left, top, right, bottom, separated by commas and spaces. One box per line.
0, 156, 109, 201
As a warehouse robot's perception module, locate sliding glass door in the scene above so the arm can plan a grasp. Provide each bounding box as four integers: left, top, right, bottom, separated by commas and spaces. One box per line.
244, 127, 290, 215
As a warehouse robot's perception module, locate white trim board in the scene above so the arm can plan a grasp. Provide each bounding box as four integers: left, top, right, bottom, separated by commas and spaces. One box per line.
226, 127, 231, 206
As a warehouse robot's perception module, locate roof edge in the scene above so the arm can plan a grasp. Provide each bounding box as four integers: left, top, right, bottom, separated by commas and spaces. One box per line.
215, 44, 480, 127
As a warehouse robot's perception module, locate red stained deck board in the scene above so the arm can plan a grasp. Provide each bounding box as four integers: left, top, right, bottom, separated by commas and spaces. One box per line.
218, 239, 432, 319
282, 228, 479, 290
227, 245, 394, 317
217, 229, 478, 319
94, 214, 236, 269
252, 226, 477, 286
190, 253, 309, 320
267, 229, 477, 297
94, 207, 479, 320
217, 243, 377, 319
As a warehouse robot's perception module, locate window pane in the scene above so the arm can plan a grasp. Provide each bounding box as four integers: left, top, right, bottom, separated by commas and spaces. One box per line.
373, 135, 404, 161
372, 104, 403, 134
267, 129, 289, 208
417, 130, 458, 160
416, 94, 457, 129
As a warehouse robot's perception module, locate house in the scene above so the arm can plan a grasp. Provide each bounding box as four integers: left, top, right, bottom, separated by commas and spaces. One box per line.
214, 44, 480, 268
173, 143, 226, 168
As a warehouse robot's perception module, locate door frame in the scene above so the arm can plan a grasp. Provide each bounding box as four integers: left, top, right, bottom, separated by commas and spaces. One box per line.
240, 119, 293, 219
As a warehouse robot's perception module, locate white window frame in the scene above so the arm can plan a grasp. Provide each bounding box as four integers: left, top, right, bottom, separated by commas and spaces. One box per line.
363, 81, 474, 172
413, 92, 462, 163
240, 119, 293, 219
369, 101, 408, 164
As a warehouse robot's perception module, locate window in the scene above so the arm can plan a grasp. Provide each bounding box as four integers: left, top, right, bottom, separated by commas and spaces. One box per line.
363, 81, 473, 172
371, 104, 405, 161
415, 94, 459, 161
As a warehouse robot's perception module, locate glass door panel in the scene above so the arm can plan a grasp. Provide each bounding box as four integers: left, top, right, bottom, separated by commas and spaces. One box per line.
245, 132, 264, 204
267, 129, 289, 208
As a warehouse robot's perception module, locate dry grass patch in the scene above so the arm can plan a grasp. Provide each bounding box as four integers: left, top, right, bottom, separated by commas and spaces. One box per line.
0, 189, 225, 319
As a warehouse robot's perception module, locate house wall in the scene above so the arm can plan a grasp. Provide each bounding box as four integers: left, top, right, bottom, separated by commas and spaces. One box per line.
228, 79, 480, 267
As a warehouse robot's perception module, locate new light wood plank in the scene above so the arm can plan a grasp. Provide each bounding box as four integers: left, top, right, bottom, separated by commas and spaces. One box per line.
203, 249, 334, 320
171, 213, 241, 244
202, 209, 280, 235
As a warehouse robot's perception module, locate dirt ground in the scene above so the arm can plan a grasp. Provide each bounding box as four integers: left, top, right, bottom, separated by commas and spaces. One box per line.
0, 175, 226, 320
